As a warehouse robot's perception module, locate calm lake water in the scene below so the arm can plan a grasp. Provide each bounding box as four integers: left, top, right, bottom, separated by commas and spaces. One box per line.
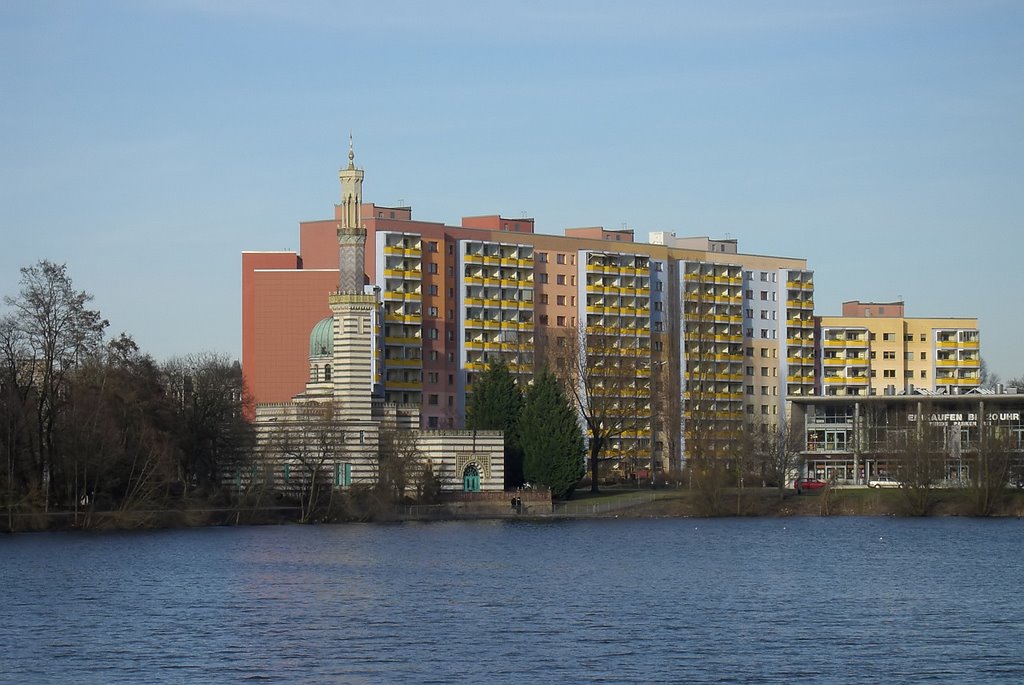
2, 517, 1023, 684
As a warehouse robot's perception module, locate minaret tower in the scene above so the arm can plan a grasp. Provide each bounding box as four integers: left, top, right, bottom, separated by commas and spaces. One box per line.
328, 136, 376, 420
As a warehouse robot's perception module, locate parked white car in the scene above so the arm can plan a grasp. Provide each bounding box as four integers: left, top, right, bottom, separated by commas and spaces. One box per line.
868, 476, 902, 489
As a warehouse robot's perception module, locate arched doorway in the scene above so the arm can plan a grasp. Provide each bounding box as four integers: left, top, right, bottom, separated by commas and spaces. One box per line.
462, 464, 481, 492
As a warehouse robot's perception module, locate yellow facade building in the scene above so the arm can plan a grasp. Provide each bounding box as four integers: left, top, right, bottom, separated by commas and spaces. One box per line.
818, 300, 980, 397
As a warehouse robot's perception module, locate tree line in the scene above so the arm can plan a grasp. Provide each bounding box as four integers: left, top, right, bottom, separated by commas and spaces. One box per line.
1, 261, 254, 530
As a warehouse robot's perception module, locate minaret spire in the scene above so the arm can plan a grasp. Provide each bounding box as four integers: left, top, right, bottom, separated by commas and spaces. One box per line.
336, 135, 367, 294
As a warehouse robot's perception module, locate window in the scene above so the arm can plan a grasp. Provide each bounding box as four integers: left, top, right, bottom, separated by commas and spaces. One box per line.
883, 369, 896, 378
556, 253, 566, 264
428, 306, 438, 317
428, 241, 438, 253
447, 266, 454, 276
920, 352, 927, 360
429, 328, 438, 339
870, 351, 876, 359
904, 370, 914, 377
883, 351, 896, 359
760, 272, 768, 282
537, 252, 548, 263
557, 315, 566, 326
428, 394, 439, 405
920, 333, 927, 342
427, 416, 439, 428
905, 334, 913, 342
761, 310, 769, 320
539, 315, 549, 325
556, 295, 565, 305
761, 329, 768, 339
746, 347, 754, 357
538, 273, 548, 284
447, 330, 454, 341
746, 385, 754, 394
883, 333, 894, 341
761, 291, 768, 301
448, 374, 453, 385
654, 301, 662, 311
745, 289, 753, 299
906, 352, 914, 360
761, 405, 769, 415
540, 294, 549, 304
760, 348, 769, 358
761, 387, 769, 395
920, 370, 927, 378
429, 285, 438, 295
745, 308, 754, 318
427, 372, 438, 383
556, 274, 566, 285
869, 333, 876, 341
761, 368, 769, 377
428, 262, 438, 274
746, 328, 753, 337
430, 351, 438, 361
572, 275, 577, 286
746, 366, 754, 376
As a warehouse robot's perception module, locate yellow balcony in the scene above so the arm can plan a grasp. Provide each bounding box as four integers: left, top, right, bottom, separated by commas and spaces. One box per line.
383, 335, 420, 345
383, 358, 422, 367
383, 245, 421, 256
384, 380, 422, 390
383, 290, 421, 301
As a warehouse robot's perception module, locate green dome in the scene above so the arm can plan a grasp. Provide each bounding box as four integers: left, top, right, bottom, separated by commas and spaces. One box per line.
309, 316, 333, 357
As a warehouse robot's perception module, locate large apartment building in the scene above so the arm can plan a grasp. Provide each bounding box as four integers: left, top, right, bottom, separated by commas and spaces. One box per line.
817, 300, 980, 397
242, 152, 814, 472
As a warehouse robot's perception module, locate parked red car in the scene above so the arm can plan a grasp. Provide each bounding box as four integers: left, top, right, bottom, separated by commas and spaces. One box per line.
794, 477, 827, 494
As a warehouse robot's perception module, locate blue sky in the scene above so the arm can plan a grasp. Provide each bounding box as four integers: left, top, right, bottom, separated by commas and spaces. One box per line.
2, 1, 1022, 379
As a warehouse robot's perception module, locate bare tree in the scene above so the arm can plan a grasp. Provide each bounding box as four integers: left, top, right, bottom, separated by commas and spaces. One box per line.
4, 261, 108, 510
887, 416, 945, 516
263, 403, 346, 523
750, 415, 805, 500
544, 324, 648, 494
377, 424, 424, 502
965, 428, 1012, 516
162, 352, 254, 495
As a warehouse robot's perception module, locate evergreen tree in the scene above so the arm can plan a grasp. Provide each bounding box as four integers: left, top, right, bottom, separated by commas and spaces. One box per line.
465, 359, 523, 488
520, 370, 585, 499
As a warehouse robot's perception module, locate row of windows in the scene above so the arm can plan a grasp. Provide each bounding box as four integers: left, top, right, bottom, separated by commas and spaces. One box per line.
538, 294, 577, 306
536, 252, 575, 265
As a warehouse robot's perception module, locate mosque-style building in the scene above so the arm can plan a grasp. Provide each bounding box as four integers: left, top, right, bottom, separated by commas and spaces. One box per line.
251, 143, 504, 494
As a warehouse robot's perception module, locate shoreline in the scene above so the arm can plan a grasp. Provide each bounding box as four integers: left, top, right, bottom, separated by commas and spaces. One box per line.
5, 487, 1024, 533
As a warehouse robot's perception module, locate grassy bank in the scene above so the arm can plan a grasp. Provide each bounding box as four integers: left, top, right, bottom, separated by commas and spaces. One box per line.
579, 485, 1024, 518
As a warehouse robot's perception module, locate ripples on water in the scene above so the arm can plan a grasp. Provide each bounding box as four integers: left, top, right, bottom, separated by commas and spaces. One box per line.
3, 517, 1023, 684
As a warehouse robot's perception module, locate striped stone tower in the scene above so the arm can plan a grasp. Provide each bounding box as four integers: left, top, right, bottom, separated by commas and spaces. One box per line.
329, 137, 376, 421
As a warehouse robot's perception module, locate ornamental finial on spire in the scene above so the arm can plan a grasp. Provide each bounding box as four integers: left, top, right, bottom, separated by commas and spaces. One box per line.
348, 132, 355, 169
